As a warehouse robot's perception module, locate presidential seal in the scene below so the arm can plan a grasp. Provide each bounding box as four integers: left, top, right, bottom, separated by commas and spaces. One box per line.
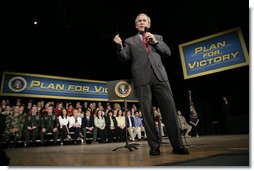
8, 76, 27, 92
114, 81, 132, 98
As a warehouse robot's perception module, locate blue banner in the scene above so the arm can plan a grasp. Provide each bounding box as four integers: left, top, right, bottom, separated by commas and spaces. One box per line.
179, 27, 249, 79
0, 72, 138, 102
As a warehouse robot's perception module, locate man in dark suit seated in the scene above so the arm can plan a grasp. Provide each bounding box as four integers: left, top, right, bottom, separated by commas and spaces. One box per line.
82, 110, 96, 144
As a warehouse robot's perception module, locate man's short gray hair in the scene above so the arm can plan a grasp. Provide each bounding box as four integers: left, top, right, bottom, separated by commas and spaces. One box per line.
135, 13, 151, 25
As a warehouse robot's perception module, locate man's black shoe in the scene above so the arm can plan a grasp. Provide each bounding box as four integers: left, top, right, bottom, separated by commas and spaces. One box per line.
172, 146, 189, 155
149, 148, 160, 155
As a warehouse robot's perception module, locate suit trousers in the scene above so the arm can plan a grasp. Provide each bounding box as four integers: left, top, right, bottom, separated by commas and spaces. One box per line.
135, 67, 183, 149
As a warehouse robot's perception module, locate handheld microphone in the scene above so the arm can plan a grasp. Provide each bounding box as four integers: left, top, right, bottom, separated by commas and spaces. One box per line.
144, 27, 149, 33
144, 27, 151, 42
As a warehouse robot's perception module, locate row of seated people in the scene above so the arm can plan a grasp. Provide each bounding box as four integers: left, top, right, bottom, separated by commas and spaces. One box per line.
1, 105, 147, 148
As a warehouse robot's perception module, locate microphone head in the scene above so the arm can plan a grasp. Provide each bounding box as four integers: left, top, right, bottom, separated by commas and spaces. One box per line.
144, 27, 149, 32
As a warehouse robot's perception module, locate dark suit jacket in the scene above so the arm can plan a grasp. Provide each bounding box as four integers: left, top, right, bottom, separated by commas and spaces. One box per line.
118, 34, 171, 87
126, 116, 135, 128
105, 116, 118, 129
82, 116, 94, 128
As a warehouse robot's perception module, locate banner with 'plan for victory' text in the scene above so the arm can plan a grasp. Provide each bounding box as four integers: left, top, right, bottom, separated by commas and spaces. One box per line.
179, 27, 249, 79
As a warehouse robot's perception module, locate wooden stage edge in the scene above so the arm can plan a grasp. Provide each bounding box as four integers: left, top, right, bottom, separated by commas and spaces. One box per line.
5, 134, 249, 166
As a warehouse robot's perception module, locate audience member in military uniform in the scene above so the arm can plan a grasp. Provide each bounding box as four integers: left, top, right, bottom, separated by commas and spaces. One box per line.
24, 106, 40, 147
40, 105, 59, 145
0, 105, 12, 141
19, 104, 28, 139
40, 102, 50, 116
68, 109, 82, 144
19, 104, 26, 115
82, 110, 96, 144
3, 106, 25, 148
36, 101, 43, 113
1, 105, 12, 116
24, 100, 32, 114
105, 110, 118, 143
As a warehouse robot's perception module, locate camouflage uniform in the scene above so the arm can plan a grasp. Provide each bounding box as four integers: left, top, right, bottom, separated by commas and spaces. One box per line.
24, 113, 40, 145
40, 112, 59, 145
3, 112, 25, 142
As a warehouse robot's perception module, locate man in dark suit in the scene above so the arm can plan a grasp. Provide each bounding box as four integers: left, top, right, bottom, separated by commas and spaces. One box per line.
113, 13, 189, 155
82, 110, 96, 144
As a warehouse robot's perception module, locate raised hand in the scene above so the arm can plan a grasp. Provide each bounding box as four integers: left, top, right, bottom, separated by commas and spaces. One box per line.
113, 34, 123, 47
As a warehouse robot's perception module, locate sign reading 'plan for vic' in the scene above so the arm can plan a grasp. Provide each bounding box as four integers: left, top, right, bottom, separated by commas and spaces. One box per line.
178, 27, 249, 79
0, 72, 139, 102
0, 72, 109, 101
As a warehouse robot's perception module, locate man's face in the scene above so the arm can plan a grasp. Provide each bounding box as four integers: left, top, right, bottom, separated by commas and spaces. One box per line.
14, 107, 20, 114
5, 106, 11, 112
73, 109, 78, 117
85, 111, 91, 117
135, 14, 150, 33
135, 112, 139, 117
47, 106, 53, 113
31, 106, 38, 114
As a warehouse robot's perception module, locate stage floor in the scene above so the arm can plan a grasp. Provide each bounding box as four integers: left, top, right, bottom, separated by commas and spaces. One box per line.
5, 134, 249, 166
